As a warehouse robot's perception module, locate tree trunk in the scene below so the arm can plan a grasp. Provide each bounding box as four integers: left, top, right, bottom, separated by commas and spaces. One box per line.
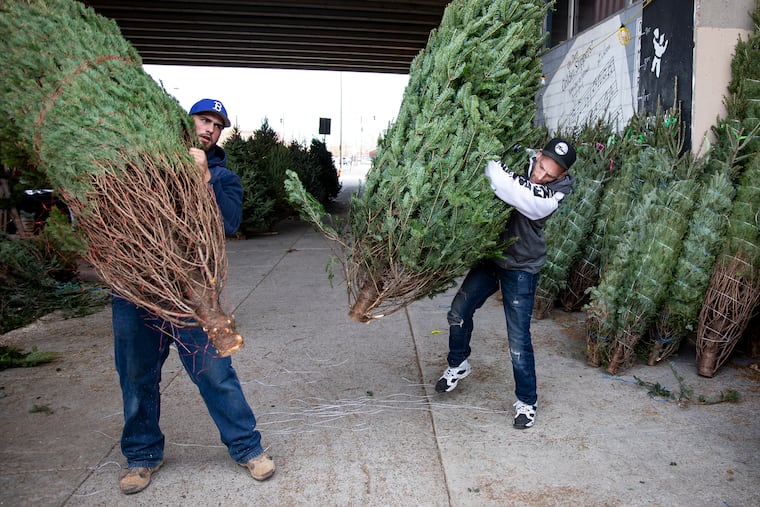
647, 340, 664, 366
696, 347, 718, 378
586, 336, 601, 367
606, 343, 625, 375
192, 294, 243, 357
348, 279, 381, 323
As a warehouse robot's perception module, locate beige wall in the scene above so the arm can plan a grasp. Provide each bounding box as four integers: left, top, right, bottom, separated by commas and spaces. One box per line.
692, 26, 752, 152
696, 0, 756, 28
691, 0, 755, 152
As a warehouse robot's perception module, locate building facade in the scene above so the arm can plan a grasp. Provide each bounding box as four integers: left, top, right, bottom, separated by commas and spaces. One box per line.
537, 0, 756, 152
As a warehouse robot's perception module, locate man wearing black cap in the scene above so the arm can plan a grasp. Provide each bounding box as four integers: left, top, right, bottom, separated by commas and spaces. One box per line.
435, 138, 576, 430
114, 99, 274, 495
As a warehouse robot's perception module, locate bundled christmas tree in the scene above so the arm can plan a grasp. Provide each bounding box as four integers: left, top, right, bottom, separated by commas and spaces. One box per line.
0, 0, 242, 355
533, 121, 616, 318
604, 162, 699, 374
586, 148, 694, 373
287, 0, 548, 321
584, 109, 691, 371
583, 151, 656, 368
645, 137, 741, 366
646, 170, 734, 364
696, 152, 760, 376
695, 1, 760, 377
563, 109, 689, 317
568, 127, 645, 363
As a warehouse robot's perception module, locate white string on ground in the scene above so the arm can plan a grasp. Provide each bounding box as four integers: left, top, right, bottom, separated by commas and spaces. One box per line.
91, 430, 118, 442
256, 392, 509, 436
242, 361, 349, 387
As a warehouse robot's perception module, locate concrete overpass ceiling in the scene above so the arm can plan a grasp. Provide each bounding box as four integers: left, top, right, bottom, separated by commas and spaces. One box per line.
84, 1, 451, 74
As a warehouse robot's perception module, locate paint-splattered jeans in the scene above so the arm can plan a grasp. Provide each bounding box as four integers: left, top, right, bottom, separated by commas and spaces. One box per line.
112, 296, 264, 467
446, 261, 540, 405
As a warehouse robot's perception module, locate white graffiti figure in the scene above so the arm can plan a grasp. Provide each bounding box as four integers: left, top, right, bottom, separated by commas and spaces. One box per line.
651, 27, 669, 78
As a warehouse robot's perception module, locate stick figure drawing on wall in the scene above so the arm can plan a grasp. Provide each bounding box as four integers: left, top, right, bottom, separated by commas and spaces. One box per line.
651, 27, 669, 78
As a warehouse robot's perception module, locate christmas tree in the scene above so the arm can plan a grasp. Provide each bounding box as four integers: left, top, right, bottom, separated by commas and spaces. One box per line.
604, 160, 699, 374
583, 154, 654, 368
574, 121, 649, 364
287, 0, 548, 321
646, 168, 734, 365
584, 108, 690, 371
695, 0, 760, 376
0, 0, 242, 355
561, 128, 642, 314
696, 152, 760, 376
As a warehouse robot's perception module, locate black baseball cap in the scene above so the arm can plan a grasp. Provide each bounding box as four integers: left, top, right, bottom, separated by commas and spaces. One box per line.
541, 138, 576, 171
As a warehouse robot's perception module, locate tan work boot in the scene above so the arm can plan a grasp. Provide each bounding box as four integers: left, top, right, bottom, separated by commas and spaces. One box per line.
241, 453, 275, 481
119, 461, 162, 495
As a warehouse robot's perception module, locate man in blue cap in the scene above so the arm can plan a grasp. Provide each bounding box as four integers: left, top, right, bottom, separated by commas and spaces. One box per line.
187, 98, 241, 234
115, 99, 274, 495
434, 138, 576, 430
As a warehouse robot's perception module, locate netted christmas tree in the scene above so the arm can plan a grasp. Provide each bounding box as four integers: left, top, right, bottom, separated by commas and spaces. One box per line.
564, 116, 652, 363
603, 159, 699, 374
533, 121, 617, 319
584, 108, 693, 372
286, 0, 548, 321
643, 121, 752, 366
696, 151, 760, 376
582, 152, 654, 368
0, 0, 242, 355
695, 1, 760, 377
645, 168, 735, 365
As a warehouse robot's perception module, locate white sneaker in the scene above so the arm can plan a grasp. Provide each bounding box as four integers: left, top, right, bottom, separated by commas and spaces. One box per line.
435, 360, 471, 393
513, 400, 536, 429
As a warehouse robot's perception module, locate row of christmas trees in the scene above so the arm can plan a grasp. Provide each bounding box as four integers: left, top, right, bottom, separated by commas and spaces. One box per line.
536, 110, 757, 377
224, 122, 341, 235
536, 3, 760, 376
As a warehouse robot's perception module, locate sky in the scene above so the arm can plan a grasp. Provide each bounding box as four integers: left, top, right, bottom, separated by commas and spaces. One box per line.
144, 65, 410, 158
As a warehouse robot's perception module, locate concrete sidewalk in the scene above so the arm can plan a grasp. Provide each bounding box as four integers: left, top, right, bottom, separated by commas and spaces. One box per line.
1, 177, 759, 506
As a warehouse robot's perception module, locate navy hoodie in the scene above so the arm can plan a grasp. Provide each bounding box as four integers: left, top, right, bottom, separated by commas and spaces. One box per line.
206, 144, 243, 235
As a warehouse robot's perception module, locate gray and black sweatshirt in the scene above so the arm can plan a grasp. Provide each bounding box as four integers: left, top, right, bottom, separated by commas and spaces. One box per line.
484, 154, 575, 274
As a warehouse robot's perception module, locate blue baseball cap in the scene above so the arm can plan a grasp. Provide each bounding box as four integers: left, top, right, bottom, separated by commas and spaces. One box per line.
189, 98, 231, 128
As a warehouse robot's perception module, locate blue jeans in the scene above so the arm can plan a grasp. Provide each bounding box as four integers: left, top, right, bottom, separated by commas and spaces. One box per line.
112, 296, 264, 468
446, 261, 540, 405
